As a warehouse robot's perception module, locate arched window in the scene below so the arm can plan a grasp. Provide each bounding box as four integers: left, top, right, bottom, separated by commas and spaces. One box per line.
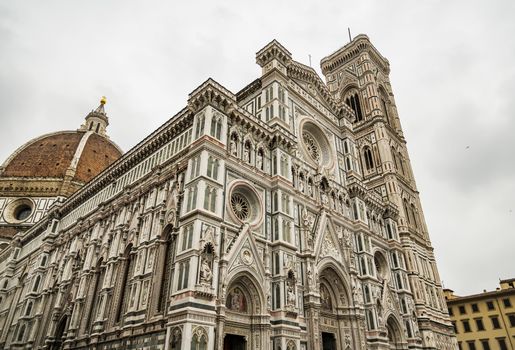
403, 199, 411, 225
115, 245, 133, 323
204, 187, 217, 212
17, 324, 26, 342
95, 123, 100, 133
191, 333, 207, 350
363, 147, 374, 171
364, 285, 371, 303
280, 155, 288, 177
345, 92, 364, 122
170, 327, 182, 350
25, 301, 33, 316
195, 114, 205, 139
186, 185, 198, 212
366, 309, 376, 330
398, 152, 405, 175
210, 115, 222, 140
32, 276, 41, 293
176, 260, 190, 290
411, 204, 419, 228
207, 156, 219, 180
382, 98, 391, 126
391, 147, 398, 170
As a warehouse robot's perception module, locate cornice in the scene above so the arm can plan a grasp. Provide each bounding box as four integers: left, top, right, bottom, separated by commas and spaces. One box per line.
320, 34, 390, 76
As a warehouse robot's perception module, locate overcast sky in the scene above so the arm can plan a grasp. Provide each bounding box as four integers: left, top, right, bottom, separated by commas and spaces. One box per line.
1, 0, 514, 295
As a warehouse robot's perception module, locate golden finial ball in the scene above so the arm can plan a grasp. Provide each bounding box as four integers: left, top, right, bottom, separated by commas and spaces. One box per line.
100, 96, 107, 105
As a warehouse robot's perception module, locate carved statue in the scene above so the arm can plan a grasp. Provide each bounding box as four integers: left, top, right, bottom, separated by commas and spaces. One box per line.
299, 178, 304, 193
243, 146, 250, 162
230, 139, 237, 156
200, 255, 212, 285
287, 280, 296, 307
256, 152, 263, 170
165, 182, 180, 226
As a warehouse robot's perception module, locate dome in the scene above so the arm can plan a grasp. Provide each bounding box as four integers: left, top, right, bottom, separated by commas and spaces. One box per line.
1, 131, 122, 183
0, 97, 122, 197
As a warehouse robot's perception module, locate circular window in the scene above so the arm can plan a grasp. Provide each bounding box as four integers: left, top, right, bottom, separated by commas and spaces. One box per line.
15, 205, 32, 221
302, 131, 321, 162
228, 181, 263, 226
299, 119, 334, 169
231, 193, 250, 221
3, 198, 35, 224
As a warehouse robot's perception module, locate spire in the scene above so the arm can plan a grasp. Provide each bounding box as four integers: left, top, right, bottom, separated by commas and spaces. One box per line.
79, 96, 110, 137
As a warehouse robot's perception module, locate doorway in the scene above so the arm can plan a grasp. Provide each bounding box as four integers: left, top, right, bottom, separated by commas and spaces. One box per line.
322, 332, 337, 350
224, 334, 246, 350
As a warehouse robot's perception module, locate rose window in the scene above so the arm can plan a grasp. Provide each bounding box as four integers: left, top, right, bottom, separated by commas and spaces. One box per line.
231, 193, 250, 221
302, 131, 320, 162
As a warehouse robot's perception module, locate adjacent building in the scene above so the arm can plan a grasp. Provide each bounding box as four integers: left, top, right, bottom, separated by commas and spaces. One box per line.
444, 279, 515, 350
0, 35, 456, 349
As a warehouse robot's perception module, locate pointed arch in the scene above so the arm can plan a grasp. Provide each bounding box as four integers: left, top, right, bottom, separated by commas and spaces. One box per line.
386, 315, 406, 349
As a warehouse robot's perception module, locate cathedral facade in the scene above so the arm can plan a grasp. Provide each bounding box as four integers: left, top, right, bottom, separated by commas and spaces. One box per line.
0, 35, 457, 350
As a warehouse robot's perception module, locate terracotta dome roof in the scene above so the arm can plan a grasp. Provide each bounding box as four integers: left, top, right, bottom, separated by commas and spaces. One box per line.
1, 130, 122, 183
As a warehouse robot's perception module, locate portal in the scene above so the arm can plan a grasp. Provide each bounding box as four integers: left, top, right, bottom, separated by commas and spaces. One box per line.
224, 334, 246, 350
322, 332, 337, 350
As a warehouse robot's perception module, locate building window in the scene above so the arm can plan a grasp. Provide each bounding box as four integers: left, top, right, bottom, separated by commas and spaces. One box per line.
181, 225, 193, 251
486, 301, 494, 310
363, 147, 374, 171
462, 320, 471, 332
471, 303, 479, 312
480, 340, 490, 350
203, 186, 217, 212
490, 316, 501, 329
190, 156, 200, 179
32, 275, 41, 293
448, 307, 454, 316
25, 301, 33, 316
177, 261, 190, 290
195, 114, 205, 139
459, 305, 466, 315
191, 332, 207, 350
452, 321, 458, 333
467, 341, 476, 350
497, 338, 507, 350
17, 324, 26, 342
345, 93, 364, 122
210, 115, 223, 140
508, 314, 515, 327
186, 185, 198, 212
366, 309, 376, 330
475, 318, 484, 331
207, 156, 219, 180
503, 298, 512, 308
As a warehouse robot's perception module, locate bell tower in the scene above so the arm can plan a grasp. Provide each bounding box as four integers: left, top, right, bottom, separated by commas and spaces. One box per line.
321, 35, 454, 349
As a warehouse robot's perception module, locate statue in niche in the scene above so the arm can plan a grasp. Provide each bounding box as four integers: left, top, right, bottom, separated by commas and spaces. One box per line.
226, 287, 247, 312
321, 191, 329, 206
298, 178, 305, 193
243, 143, 250, 162
165, 181, 180, 226
287, 281, 296, 307
256, 149, 263, 170
200, 255, 212, 285
230, 137, 237, 156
